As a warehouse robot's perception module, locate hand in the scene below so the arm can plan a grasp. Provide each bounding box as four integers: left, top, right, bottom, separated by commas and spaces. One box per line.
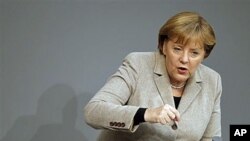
144, 104, 180, 125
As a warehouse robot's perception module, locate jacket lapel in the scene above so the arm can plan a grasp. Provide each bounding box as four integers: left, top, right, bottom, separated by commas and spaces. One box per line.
178, 70, 202, 115
153, 52, 175, 107
154, 75, 175, 107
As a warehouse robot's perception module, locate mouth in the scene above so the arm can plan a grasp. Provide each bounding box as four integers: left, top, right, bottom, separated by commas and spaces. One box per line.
177, 67, 188, 74
178, 67, 188, 70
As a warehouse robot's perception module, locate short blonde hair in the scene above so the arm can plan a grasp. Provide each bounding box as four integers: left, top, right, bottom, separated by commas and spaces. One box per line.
158, 11, 216, 58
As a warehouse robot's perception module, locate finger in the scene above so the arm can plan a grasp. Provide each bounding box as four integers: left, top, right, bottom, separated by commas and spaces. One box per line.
159, 118, 167, 125
159, 111, 172, 124
162, 108, 174, 122
163, 104, 179, 121
158, 115, 168, 125
169, 106, 180, 121
168, 120, 175, 126
166, 110, 176, 120
164, 115, 172, 123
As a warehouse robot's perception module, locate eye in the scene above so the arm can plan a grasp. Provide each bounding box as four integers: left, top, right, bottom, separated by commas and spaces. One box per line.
192, 51, 199, 55
191, 51, 200, 57
173, 46, 182, 52
174, 47, 181, 50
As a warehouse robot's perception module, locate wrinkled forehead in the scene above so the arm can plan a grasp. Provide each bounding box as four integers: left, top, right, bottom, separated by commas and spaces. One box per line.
169, 35, 204, 49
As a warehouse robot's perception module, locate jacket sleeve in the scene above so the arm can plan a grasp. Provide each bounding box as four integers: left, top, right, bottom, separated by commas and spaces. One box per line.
84, 53, 141, 132
201, 74, 222, 141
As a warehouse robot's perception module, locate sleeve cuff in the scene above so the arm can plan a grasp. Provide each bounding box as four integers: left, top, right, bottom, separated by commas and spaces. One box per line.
133, 108, 147, 125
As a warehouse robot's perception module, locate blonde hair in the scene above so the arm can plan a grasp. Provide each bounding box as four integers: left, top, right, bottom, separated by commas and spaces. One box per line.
158, 11, 216, 58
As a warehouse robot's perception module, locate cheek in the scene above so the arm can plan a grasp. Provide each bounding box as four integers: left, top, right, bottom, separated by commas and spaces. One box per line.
190, 60, 203, 72
166, 52, 179, 65
165, 57, 179, 74
165, 55, 176, 67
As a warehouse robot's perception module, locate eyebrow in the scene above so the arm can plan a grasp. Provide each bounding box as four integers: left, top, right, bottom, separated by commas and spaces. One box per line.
173, 43, 184, 47
173, 44, 203, 50
172, 40, 203, 49
194, 46, 205, 50
191, 47, 203, 50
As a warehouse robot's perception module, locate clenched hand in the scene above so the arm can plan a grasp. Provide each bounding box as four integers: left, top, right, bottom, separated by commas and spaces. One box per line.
144, 104, 180, 126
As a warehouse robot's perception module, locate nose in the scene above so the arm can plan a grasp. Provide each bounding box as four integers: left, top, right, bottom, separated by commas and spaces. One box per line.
180, 52, 189, 64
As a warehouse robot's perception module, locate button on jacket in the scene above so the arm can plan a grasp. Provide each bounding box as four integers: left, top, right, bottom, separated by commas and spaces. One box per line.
84, 51, 222, 141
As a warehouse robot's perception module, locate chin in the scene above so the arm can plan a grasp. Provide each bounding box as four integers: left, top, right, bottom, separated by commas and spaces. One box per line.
175, 75, 189, 82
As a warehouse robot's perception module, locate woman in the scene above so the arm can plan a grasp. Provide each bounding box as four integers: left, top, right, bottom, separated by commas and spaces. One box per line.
84, 11, 222, 141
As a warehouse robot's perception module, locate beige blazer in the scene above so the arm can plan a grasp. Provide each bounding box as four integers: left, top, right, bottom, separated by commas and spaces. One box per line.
84, 51, 222, 141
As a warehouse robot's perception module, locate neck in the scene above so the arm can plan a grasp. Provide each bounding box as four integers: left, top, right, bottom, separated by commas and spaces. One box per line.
170, 83, 185, 89
170, 81, 186, 89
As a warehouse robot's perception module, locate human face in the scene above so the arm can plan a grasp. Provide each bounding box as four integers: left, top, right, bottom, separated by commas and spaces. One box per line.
162, 39, 205, 85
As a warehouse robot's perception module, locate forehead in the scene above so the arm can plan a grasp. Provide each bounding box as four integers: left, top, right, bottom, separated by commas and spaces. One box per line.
170, 37, 204, 49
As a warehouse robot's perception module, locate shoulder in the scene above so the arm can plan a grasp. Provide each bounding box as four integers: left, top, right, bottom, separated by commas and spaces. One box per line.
121, 52, 157, 74
123, 52, 156, 66
198, 64, 222, 86
198, 64, 220, 77
124, 52, 155, 61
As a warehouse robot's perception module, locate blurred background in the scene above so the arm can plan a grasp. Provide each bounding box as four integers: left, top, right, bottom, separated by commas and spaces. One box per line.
1, 0, 250, 141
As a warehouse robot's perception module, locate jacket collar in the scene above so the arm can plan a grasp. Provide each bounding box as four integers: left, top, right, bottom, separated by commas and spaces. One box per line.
153, 51, 203, 115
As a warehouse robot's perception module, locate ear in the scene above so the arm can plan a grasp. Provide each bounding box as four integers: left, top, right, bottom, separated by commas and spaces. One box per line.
199, 55, 206, 64
201, 49, 206, 61
162, 41, 167, 55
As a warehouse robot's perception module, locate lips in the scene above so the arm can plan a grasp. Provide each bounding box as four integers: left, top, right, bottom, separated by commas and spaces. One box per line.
177, 67, 188, 74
